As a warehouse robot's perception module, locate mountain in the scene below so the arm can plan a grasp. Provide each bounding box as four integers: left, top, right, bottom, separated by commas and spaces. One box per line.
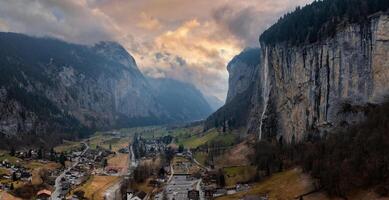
204, 95, 224, 111
226, 48, 261, 103
205, 48, 261, 130
206, 0, 389, 142
0, 32, 211, 147
148, 78, 213, 122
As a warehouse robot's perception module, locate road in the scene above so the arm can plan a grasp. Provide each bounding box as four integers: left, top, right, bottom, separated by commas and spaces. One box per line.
167, 165, 174, 183
51, 142, 89, 200
104, 142, 138, 200
189, 149, 211, 171
196, 179, 205, 200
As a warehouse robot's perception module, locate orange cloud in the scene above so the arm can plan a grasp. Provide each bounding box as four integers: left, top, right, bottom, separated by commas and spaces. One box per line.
0, 0, 314, 100
137, 12, 162, 30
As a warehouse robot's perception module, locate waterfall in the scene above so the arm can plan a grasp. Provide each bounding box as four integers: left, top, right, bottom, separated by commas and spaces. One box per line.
259, 48, 270, 140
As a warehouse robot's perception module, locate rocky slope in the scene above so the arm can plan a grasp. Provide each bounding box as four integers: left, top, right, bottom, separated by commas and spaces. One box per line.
0, 32, 212, 143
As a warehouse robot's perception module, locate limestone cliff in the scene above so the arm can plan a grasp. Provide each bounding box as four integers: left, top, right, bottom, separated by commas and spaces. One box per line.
252, 14, 389, 142
226, 48, 261, 103
205, 48, 261, 130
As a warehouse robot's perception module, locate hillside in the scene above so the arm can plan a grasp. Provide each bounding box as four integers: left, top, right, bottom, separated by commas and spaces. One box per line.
148, 78, 212, 122
0, 32, 213, 148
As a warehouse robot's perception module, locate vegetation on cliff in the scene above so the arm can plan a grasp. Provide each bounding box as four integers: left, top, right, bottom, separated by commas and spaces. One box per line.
260, 0, 389, 45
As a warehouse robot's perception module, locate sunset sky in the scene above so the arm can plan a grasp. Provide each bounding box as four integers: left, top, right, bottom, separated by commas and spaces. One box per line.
0, 0, 312, 100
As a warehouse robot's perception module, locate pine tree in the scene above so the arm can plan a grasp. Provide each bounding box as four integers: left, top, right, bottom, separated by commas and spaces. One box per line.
12, 172, 17, 181
59, 153, 66, 166
10, 147, 16, 157
50, 148, 56, 161
38, 148, 43, 159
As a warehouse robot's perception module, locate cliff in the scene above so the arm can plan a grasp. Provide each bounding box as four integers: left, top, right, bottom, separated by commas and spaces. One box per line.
252, 13, 389, 142
226, 48, 261, 103
206, 13, 389, 142
205, 48, 261, 130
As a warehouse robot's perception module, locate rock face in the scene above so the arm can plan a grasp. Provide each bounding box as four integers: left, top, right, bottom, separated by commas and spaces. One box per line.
0, 33, 166, 137
250, 14, 389, 142
207, 14, 389, 142
226, 48, 261, 103
205, 48, 261, 130
0, 32, 212, 140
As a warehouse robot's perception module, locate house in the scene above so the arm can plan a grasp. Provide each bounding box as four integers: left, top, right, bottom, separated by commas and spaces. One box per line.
188, 189, 200, 200
242, 195, 268, 200
213, 188, 227, 197
36, 189, 52, 200
126, 192, 142, 200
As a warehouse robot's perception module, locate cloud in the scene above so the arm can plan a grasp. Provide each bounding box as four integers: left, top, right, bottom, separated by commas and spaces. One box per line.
212, 0, 312, 46
0, 0, 115, 44
0, 0, 313, 100
137, 12, 162, 30
0, 18, 8, 31
132, 19, 241, 99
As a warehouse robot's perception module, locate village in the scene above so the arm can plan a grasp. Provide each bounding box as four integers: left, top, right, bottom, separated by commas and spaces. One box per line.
124, 132, 254, 200
0, 127, 258, 200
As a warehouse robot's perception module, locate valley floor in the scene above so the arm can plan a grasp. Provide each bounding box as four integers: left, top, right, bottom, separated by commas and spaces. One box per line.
1, 125, 389, 200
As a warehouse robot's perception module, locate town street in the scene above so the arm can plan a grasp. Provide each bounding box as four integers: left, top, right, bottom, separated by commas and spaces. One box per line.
104, 141, 138, 200
51, 142, 89, 200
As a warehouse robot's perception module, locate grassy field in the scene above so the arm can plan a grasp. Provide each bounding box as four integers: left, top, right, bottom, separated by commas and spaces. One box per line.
0, 155, 23, 165
0, 191, 22, 200
0, 167, 10, 175
217, 168, 388, 200
73, 176, 120, 200
223, 166, 256, 186
0, 154, 61, 189
28, 161, 61, 185
54, 140, 83, 153
107, 153, 128, 175
178, 129, 219, 149
217, 168, 315, 200
194, 152, 207, 166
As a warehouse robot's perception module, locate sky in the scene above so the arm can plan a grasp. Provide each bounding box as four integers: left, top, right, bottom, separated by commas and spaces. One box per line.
0, 0, 312, 101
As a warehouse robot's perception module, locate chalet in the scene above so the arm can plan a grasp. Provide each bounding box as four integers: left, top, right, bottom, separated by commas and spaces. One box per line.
36, 189, 52, 200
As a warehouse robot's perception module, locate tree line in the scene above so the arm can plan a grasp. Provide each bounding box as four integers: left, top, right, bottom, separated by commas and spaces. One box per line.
260, 0, 389, 45
252, 99, 389, 197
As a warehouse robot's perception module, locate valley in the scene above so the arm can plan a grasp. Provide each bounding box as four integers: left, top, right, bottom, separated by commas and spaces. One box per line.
0, 0, 388, 199
1, 107, 389, 200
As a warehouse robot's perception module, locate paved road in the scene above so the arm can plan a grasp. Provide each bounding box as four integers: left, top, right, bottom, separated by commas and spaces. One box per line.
189, 149, 211, 171
105, 142, 139, 200
51, 142, 89, 200
196, 179, 204, 200
167, 165, 174, 183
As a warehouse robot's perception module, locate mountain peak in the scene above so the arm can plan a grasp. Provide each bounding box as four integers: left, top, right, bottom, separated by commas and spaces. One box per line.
93, 41, 137, 70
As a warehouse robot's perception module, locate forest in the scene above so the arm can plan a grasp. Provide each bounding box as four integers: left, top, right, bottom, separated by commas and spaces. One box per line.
260, 0, 389, 45
252, 99, 389, 197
